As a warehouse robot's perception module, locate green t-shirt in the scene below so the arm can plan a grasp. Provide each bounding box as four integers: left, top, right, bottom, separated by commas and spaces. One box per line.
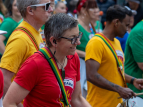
77, 24, 91, 52
95, 21, 103, 33
125, 20, 143, 98
0, 12, 4, 25
41, 25, 45, 30
0, 17, 19, 54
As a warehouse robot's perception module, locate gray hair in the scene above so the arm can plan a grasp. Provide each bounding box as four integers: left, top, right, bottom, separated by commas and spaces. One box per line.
44, 13, 78, 47
17, 0, 40, 17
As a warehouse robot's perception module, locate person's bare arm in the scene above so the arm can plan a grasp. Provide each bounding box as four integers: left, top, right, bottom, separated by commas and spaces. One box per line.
125, 74, 143, 90
0, 35, 6, 54
125, 74, 137, 83
76, 49, 85, 58
1, 68, 15, 97
1, 68, 25, 107
71, 81, 91, 107
3, 81, 30, 107
86, 59, 136, 99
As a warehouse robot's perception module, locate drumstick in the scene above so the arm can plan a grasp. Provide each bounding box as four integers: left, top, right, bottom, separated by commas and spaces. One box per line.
117, 99, 128, 107
135, 93, 143, 96
116, 103, 121, 107
118, 92, 143, 99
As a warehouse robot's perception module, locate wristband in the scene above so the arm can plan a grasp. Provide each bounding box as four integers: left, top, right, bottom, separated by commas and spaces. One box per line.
130, 77, 135, 84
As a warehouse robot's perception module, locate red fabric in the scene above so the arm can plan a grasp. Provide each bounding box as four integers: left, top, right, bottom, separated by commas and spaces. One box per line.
0, 69, 3, 99
77, 0, 86, 12
14, 51, 80, 107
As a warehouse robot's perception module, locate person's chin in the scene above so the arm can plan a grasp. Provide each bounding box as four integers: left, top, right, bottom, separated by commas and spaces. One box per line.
69, 49, 76, 55
16, 13, 21, 17
70, 51, 75, 55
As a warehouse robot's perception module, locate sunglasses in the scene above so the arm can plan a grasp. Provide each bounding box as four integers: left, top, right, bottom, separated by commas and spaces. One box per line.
30, 2, 51, 11
59, 32, 83, 44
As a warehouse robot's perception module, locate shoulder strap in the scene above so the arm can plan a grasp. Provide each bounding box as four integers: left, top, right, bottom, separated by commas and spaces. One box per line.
95, 33, 127, 87
39, 47, 70, 107
14, 27, 39, 51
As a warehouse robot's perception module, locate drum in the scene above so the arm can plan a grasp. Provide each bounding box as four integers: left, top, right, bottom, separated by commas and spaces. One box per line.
127, 96, 142, 107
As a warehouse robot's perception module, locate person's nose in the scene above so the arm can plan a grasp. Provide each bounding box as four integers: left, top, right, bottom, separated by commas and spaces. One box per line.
48, 5, 53, 12
75, 38, 81, 45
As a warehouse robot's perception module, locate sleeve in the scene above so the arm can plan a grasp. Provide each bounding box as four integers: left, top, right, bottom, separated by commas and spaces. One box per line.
85, 37, 104, 64
0, 36, 29, 73
129, 35, 143, 62
74, 52, 80, 81
0, 18, 16, 39
14, 57, 39, 91
0, 70, 3, 99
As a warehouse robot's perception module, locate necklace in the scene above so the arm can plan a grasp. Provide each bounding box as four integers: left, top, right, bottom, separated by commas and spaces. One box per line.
56, 58, 66, 80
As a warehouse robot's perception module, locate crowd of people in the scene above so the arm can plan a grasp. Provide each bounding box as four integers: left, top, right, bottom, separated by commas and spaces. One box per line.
0, 0, 143, 107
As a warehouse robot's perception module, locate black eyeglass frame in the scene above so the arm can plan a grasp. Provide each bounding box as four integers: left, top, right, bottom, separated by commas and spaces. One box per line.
58, 32, 83, 44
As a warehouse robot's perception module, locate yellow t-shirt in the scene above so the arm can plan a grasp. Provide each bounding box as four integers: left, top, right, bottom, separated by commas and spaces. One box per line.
85, 36, 124, 107
0, 21, 44, 81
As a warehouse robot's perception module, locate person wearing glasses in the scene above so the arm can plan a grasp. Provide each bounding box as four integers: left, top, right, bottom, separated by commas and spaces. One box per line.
3, 13, 91, 107
0, 0, 53, 106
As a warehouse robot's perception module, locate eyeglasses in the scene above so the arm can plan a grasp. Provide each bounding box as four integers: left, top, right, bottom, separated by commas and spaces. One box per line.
59, 32, 83, 44
30, 2, 51, 11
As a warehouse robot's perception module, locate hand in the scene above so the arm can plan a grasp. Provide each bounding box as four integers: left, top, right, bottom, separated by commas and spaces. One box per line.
117, 87, 136, 99
133, 79, 143, 90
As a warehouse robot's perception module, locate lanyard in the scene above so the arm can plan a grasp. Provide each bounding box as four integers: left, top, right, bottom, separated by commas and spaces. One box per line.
39, 47, 70, 107
14, 27, 39, 51
95, 33, 127, 87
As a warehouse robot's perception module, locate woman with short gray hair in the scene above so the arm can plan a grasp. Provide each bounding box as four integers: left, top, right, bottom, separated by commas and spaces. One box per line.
3, 13, 91, 107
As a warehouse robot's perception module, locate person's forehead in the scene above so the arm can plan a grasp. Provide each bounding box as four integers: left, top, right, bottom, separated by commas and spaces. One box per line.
63, 26, 79, 37
50, 0, 54, 2
58, 2, 66, 6
123, 15, 130, 23
40, 0, 50, 3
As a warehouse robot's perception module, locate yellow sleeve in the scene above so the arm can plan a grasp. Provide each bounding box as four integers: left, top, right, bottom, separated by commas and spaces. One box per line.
0, 36, 29, 73
85, 37, 104, 64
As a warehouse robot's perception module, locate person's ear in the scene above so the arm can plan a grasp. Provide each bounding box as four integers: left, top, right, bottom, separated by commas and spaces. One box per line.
114, 19, 119, 27
49, 37, 57, 47
116, 23, 118, 26
26, 6, 34, 15
53, 39, 57, 44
